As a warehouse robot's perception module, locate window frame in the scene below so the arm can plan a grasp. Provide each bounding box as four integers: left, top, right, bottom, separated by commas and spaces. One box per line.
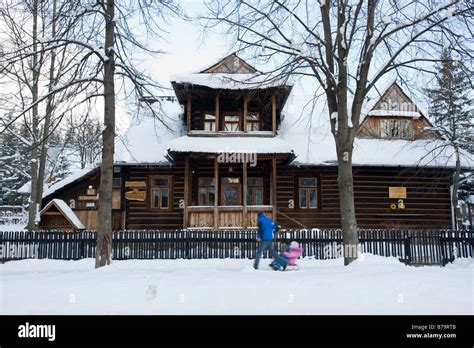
380, 118, 412, 139
220, 177, 242, 206
247, 177, 264, 206
202, 111, 216, 131
400, 119, 412, 139
389, 119, 400, 138
222, 111, 242, 132
198, 177, 215, 206
149, 175, 172, 211
298, 177, 319, 210
246, 112, 261, 132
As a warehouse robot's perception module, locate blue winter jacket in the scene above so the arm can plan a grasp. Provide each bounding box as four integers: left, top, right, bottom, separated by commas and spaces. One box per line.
256, 213, 278, 241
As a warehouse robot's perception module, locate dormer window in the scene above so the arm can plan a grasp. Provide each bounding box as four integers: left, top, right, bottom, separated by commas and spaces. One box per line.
380, 119, 412, 139
223, 112, 241, 131
246, 112, 260, 131
203, 112, 216, 131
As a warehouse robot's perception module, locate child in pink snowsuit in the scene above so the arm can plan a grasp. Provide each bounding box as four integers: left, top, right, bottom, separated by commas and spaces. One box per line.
271, 241, 304, 270
282, 241, 304, 266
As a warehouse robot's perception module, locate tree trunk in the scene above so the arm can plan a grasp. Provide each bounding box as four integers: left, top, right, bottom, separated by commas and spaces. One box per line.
37, 0, 57, 216
336, 135, 359, 265
452, 146, 461, 229
27, 0, 39, 231
95, 0, 115, 268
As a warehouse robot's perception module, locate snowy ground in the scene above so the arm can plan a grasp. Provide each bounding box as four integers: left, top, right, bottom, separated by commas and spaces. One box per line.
1, 254, 473, 315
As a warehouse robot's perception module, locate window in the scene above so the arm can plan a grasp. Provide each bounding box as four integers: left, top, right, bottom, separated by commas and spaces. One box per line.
221, 177, 241, 205
247, 178, 263, 205
299, 178, 317, 209
198, 178, 215, 206
203, 112, 216, 131
150, 176, 171, 210
380, 119, 412, 139
223, 112, 241, 131
246, 112, 260, 131
389, 119, 399, 137
401, 119, 411, 138
380, 119, 390, 138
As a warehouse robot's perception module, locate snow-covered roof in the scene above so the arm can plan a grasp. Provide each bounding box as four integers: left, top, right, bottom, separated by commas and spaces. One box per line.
115, 99, 183, 164
367, 110, 421, 118
170, 73, 292, 90
167, 136, 294, 155
17, 181, 31, 195
40, 199, 85, 229
281, 93, 473, 168
170, 53, 292, 90
112, 84, 473, 169
42, 166, 98, 198
17, 166, 98, 198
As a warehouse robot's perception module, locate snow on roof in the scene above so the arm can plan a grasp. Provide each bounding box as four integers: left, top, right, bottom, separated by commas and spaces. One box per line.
18, 166, 97, 197
170, 73, 293, 90
114, 99, 183, 164
367, 110, 421, 118
17, 181, 31, 195
40, 199, 85, 229
42, 166, 97, 199
280, 93, 474, 168
167, 136, 293, 155
113, 85, 472, 169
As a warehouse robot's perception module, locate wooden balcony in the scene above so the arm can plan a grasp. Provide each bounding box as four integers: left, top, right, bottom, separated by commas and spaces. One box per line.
187, 205, 273, 229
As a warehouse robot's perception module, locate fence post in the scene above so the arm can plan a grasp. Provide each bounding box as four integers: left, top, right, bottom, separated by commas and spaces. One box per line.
404, 232, 411, 265
439, 231, 446, 266
185, 229, 190, 259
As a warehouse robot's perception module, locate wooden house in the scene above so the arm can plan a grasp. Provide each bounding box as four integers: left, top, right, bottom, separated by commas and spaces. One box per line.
39, 54, 472, 231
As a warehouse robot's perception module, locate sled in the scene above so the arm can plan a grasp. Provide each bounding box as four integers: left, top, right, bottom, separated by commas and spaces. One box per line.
269, 263, 300, 271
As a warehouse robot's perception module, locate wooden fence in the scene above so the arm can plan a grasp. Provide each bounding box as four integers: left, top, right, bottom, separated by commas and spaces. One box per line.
0, 229, 472, 266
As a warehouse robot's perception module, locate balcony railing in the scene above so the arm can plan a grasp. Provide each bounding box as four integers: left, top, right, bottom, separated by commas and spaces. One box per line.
187, 205, 273, 229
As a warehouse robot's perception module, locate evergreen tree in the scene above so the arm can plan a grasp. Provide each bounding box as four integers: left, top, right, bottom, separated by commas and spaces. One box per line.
426, 49, 473, 229
0, 117, 31, 205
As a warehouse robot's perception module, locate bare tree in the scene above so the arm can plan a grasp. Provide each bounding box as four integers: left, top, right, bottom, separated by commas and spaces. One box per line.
1, 1, 183, 267
204, 0, 473, 264
64, 112, 102, 169
0, 0, 99, 230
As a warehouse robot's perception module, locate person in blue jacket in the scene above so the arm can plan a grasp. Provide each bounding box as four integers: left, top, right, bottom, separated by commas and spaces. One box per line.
253, 212, 287, 270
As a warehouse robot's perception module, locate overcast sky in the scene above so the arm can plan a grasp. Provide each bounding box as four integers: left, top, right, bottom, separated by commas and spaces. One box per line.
140, 1, 231, 90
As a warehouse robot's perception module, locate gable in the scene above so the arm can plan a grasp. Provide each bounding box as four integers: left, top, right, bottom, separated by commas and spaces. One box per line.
372, 82, 420, 114
201, 54, 257, 74
357, 82, 439, 140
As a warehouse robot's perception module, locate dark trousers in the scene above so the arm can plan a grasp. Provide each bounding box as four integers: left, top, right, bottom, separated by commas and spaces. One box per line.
254, 240, 287, 269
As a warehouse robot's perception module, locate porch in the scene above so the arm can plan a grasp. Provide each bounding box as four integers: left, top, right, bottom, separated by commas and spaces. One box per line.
176, 154, 287, 229
187, 205, 273, 229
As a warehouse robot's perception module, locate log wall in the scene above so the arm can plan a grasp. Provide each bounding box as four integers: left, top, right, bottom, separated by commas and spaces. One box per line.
276, 165, 453, 229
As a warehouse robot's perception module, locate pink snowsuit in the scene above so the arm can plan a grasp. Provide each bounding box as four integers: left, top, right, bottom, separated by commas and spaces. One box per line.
282, 246, 304, 266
